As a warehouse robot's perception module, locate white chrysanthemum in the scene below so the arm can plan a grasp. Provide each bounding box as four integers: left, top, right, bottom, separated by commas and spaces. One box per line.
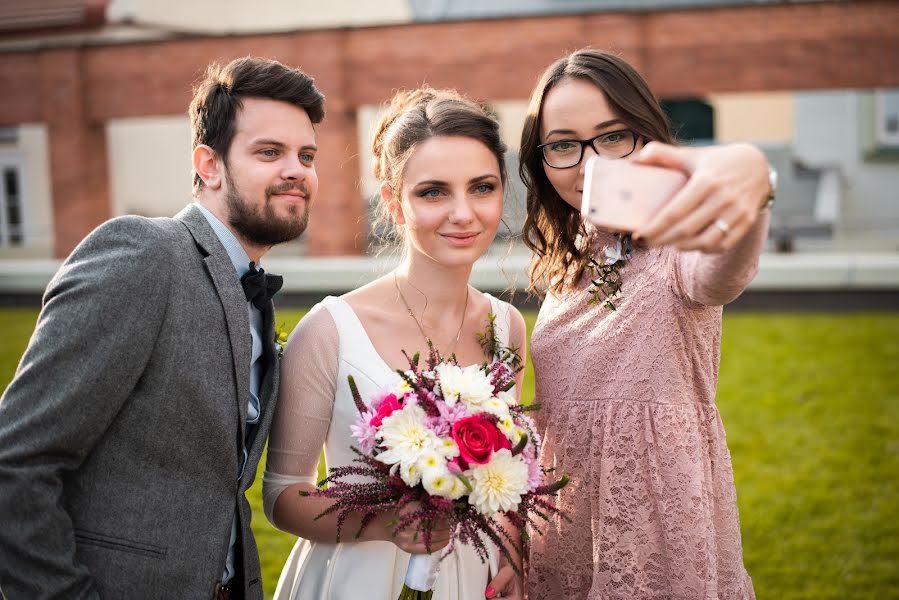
476, 396, 511, 418
497, 415, 525, 445
435, 436, 460, 459
376, 404, 438, 468
496, 390, 517, 407
468, 449, 529, 515
436, 363, 493, 409
422, 466, 457, 498
400, 461, 422, 487
394, 375, 414, 396
446, 474, 467, 500
417, 449, 444, 474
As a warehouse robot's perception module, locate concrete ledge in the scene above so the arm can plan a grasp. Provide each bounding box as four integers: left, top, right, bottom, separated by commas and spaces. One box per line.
750, 253, 899, 290
2, 252, 898, 296
0, 260, 64, 294
258, 252, 899, 293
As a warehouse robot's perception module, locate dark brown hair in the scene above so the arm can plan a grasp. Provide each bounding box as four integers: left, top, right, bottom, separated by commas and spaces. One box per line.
519, 48, 674, 295
189, 56, 325, 193
370, 86, 507, 245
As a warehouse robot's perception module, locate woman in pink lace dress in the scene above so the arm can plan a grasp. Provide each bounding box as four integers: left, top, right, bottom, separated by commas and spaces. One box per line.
519, 49, 772, 599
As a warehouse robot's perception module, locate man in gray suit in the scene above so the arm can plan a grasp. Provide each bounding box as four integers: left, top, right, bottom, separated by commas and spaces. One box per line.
0, 57, 324, 599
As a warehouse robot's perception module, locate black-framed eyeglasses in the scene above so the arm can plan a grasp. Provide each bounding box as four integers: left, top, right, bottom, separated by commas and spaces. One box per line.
537, 129, 638, 169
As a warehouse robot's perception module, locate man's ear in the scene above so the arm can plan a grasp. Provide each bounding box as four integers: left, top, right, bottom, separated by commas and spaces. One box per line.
382, 183, 405, 225
193, 145, 223, 190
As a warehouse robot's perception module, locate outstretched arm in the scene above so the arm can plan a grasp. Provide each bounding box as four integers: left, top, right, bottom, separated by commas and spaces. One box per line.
633, 141, 771, 254
669, 211, 769, 306
632, 142, 772, 305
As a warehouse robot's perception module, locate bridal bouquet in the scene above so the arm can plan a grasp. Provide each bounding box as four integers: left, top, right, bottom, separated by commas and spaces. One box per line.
301, 319, 569, 599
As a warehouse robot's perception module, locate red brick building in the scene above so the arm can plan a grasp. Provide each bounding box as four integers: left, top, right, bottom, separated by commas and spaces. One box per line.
1, 0, 898, 258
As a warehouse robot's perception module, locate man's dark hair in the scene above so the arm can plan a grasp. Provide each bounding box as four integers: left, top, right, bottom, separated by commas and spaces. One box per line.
189, 56, 326, 193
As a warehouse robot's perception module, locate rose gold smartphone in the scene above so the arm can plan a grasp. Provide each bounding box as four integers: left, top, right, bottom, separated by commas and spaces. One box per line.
581, 155, 687, 232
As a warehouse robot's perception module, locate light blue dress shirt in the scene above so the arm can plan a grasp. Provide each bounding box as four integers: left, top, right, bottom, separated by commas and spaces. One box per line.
196, 203, 265, 584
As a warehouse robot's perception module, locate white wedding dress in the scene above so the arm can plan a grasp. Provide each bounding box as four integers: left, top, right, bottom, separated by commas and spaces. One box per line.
263, 294, 517, 600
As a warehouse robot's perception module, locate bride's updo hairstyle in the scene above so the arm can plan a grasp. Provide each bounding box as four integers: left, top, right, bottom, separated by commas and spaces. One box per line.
370, 86, 507, 246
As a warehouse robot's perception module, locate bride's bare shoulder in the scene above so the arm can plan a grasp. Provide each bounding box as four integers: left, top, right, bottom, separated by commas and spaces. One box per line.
340, 276, 399, 324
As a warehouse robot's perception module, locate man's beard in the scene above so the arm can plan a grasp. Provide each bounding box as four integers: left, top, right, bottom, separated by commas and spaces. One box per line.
224, 170, 310, 247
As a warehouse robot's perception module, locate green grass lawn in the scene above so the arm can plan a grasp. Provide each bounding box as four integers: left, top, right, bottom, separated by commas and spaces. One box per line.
1, 308, 897, 599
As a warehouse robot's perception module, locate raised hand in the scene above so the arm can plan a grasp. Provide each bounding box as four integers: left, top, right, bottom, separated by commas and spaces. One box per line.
633, 141, 771, 253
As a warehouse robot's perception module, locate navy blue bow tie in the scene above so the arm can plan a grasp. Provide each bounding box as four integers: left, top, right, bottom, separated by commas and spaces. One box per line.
240, 262, 283, 310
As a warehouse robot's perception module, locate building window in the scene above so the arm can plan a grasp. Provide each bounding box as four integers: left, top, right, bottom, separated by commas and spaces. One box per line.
0, 163, 24, 246
876, 89, 899, 147
660, 99, 715, 144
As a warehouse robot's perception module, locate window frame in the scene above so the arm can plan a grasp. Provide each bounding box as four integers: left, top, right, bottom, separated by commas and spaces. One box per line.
875, 89, 899, 148
0, 154, 27, 248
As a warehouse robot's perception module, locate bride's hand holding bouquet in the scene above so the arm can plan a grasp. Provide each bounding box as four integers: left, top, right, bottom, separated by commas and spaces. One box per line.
301, 325, 569, 599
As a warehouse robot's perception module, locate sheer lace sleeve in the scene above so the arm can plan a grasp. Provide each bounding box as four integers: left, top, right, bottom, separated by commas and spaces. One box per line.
262, 304, 338, 523
670, 210, 770, 307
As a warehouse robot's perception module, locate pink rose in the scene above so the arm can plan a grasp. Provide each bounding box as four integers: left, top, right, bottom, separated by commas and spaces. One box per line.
451, 415, 511, 468
369, 393, 403, 427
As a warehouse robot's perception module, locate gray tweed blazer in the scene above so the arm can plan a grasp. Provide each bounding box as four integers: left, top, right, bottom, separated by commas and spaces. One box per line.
0, 204, 279, 599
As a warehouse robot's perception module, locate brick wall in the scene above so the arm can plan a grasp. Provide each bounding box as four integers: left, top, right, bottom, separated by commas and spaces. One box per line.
1, 0, 897, 257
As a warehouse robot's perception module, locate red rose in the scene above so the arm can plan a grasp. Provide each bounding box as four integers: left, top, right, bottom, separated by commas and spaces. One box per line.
451, 415, 511, 468
370, 393, 403, 427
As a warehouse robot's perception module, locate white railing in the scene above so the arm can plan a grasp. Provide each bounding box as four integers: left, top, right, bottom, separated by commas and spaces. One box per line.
2, 251, 898, 295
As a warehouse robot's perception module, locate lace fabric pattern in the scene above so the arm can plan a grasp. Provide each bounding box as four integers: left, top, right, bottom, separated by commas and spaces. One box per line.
528, 219, 767, 600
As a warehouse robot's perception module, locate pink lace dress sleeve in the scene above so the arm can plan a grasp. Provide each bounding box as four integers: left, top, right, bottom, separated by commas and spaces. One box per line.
670, 211, 771, 307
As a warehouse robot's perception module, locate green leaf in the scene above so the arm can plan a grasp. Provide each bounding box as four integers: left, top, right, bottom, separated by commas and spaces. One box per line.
455, 472, 474, 493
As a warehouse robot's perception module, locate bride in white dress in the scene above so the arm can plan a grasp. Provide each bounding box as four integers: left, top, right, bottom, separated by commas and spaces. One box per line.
262, 87, 527, 600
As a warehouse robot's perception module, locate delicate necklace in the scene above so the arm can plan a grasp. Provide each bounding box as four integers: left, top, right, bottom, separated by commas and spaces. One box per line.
586, 233, 634, 310
393, 271, 469, 356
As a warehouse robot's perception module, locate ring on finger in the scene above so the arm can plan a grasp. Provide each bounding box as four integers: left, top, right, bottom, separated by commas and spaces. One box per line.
712, 218, 731, 235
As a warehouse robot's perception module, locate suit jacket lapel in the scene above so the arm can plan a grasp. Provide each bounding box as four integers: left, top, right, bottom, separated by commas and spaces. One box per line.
177, 204, 251, 440
260, 303, 277, 377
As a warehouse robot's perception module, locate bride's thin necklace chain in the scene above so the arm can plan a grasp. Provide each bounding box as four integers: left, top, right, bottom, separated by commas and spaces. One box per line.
393, 271, 469, 356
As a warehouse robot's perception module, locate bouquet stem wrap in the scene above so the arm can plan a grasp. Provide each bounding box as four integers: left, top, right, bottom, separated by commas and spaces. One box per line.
403, 552, 441, 593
